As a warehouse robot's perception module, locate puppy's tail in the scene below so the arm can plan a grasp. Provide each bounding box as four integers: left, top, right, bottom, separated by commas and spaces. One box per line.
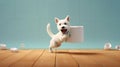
47, 23, 54, 38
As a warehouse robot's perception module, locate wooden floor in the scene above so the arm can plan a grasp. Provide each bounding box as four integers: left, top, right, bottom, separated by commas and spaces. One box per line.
0, 49, 120, 67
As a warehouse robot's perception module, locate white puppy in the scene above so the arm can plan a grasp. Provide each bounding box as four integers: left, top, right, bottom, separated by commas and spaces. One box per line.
47, 16, 71, 52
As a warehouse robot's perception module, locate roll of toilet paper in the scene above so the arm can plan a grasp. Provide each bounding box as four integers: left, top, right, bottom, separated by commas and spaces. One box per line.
66, 26, 84, 43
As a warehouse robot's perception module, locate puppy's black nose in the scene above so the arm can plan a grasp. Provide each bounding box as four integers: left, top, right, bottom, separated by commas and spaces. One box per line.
62, 26, 65, 29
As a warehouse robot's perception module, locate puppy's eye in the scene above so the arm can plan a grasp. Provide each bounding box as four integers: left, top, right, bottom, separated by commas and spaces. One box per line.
59, 23, 61, 26
64, 23, 67, 25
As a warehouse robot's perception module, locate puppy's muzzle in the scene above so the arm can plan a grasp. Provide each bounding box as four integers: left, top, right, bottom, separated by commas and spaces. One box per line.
61, 26, 67, 34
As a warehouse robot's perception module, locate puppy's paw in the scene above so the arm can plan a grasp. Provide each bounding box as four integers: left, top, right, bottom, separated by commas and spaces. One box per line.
49, 48, 53, 53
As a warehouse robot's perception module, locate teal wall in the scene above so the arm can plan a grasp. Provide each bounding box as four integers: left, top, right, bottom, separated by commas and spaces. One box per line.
0, 0, 120, 49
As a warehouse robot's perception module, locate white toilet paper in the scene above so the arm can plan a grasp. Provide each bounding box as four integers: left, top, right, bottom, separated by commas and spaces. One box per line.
104, 42, 112, 50
0, 44, 7, 50
115, 45, 120, 50
66, 26, 84, 43
10, 48, 19, 52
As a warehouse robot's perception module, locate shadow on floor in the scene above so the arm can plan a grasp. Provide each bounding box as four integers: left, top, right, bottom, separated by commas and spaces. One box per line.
55, 51, 101, 55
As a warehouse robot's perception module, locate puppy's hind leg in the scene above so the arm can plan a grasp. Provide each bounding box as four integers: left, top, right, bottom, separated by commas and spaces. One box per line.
49, 47, 53, 53
49, 40, 55, 53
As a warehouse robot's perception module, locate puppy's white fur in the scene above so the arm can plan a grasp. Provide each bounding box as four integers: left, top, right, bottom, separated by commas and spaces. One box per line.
47, 16, 71, 52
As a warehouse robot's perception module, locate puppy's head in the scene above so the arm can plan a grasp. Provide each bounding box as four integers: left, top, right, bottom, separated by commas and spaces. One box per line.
55, 16, 70, 34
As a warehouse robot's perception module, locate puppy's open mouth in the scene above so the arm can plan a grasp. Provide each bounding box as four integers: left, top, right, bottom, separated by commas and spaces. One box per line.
61, 29, 67, 34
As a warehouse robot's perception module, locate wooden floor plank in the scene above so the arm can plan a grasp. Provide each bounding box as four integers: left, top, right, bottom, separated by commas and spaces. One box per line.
0, 51, 14, 62
77, 50, 120, 67
56, 50, 78, 67
0, 50, 10, 53
69, 50, 102, 67
0, 49, 120, 67
10, 50, 44, 67
33, 50, 55, 67
91, 55, 120, 67
99, 50, 120, 62
0, 50, 32, 67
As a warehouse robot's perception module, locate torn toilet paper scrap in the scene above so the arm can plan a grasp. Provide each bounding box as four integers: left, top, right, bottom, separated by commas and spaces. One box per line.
0, 44, 7, 50
10, 48, 19, 52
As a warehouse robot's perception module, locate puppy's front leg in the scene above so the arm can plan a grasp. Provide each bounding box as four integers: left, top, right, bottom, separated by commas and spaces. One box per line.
61, 35, 67, 42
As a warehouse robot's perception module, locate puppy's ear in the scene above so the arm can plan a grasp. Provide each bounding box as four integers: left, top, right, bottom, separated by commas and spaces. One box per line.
55, 17, 59, 24
65, 15, 70, 22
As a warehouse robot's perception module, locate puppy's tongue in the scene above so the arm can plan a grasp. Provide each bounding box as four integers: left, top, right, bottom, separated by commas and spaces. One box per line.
61, 29, 67, 34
